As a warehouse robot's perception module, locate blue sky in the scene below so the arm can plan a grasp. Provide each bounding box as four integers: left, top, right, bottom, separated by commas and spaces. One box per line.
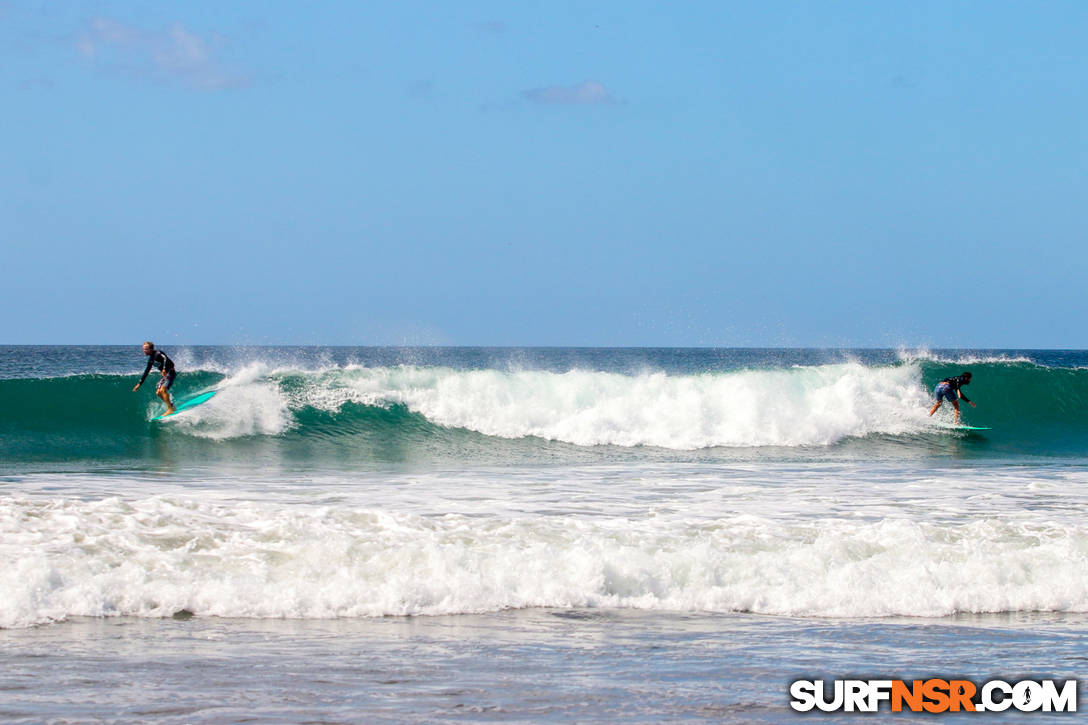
2, 1, 1086, 346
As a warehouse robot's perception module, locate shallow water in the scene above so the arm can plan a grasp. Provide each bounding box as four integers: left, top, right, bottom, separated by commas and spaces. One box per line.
3, 611, 1085, 723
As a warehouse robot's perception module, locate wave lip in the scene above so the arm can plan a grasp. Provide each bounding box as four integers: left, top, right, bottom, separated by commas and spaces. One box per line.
4, 496, 1087, 629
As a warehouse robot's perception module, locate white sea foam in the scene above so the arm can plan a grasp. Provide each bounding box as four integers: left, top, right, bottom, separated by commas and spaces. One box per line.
3, 494, 1086, 629
157, 363, 291, 438
170, 362, 936, 447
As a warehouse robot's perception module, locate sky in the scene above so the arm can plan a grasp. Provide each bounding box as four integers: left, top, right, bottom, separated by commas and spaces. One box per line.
2, 0, 1086, 347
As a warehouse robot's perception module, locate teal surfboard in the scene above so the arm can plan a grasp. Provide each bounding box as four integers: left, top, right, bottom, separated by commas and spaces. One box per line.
952, 424, 991, 431
152, 390, 217, 421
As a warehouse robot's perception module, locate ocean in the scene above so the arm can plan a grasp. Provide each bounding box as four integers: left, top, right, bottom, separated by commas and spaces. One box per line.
2, 346, 1086, 722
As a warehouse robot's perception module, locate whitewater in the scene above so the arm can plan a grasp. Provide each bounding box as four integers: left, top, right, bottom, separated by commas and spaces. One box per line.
3, 346, 1087, 722
142, 359, 933, 447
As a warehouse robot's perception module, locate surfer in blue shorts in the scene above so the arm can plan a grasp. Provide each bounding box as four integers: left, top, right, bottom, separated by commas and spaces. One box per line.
928, 371, 975, 424
133, 341, 177, 415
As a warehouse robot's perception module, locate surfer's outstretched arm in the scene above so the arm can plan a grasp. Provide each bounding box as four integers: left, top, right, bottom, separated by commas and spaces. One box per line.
133, 357, 153, 391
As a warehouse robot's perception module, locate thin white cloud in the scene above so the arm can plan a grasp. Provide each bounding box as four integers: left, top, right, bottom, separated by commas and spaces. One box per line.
522, 80, 615, 106
76, 17, 248, 91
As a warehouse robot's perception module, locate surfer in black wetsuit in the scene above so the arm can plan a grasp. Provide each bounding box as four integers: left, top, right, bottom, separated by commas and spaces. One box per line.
133, 341, 177, 415
928, 371, 975, 424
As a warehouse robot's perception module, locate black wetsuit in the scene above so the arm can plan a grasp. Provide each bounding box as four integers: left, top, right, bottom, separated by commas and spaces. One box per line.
139, 349, 177, 390
939, 375, 972, 403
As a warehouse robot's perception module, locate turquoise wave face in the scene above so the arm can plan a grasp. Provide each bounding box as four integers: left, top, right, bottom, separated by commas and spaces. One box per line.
0, 371, 221, 464
919, 361, 1088, 453
4, 358, 1088, 470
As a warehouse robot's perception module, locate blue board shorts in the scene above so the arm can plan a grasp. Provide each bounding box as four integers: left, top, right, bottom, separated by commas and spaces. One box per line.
156, 372, 176, 391
934, 382, 957, 403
